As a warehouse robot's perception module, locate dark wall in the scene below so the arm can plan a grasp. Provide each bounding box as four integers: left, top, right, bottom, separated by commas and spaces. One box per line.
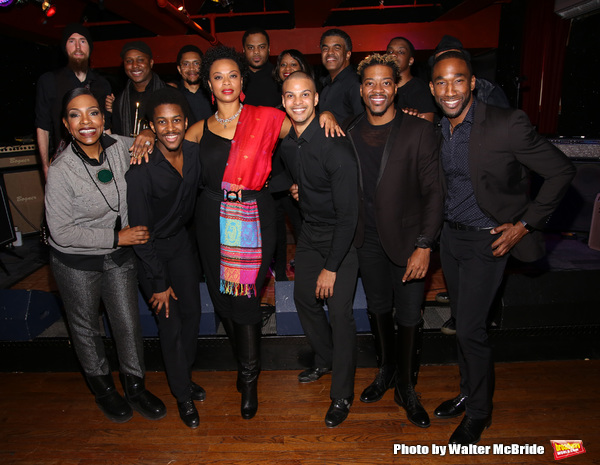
558, 13, 600, 137
0, 36, 61, 146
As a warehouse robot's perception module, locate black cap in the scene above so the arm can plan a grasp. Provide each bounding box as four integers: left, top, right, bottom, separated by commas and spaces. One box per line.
435, 35, 465, 55
120, 41, 153, 60
429, 35, 471, 67
61, 23, 93, 55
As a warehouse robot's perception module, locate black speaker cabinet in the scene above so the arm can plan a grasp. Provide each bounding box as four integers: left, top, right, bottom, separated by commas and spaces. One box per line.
493, 270, 600, 329
0, 181, 16, 247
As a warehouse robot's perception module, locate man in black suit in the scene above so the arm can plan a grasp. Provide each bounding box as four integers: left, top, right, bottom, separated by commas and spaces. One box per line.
429, 51, 575, 445
345, 54, 443, 428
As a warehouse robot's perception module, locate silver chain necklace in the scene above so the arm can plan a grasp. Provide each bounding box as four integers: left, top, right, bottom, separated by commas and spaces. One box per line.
215, 103, 243, 128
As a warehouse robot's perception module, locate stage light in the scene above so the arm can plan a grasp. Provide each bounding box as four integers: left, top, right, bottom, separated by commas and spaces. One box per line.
41, 0, 56, 17
211, 0, 233, 10
0, 0, 16, 7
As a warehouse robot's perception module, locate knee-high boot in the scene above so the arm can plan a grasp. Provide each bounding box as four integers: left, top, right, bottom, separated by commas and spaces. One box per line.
221, 316, 243, 392
360, 311, 396, 403
394, 320, 430, 428
234, 322, 261, 419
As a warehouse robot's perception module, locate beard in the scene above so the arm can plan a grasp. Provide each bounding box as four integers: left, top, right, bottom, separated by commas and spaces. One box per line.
184, 76, 201, 86
69, 57, 89, 75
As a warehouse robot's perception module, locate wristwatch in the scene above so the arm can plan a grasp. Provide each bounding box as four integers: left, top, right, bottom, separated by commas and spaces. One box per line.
519, 220, 534, 233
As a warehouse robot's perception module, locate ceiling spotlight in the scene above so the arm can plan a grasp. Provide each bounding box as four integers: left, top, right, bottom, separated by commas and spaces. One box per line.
41, 0, 56, 17
211, 0, 233, 11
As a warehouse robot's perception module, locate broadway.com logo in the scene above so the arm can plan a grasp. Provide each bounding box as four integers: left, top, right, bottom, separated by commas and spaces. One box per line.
550, 440, 586, 460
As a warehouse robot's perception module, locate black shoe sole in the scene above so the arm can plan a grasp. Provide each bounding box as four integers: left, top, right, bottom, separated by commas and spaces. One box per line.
97, 403, 133, 423
128, 402, 167, 421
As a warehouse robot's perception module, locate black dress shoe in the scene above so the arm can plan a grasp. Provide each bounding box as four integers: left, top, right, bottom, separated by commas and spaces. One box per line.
325, 396, 353, 428
449, 415, 492, 445
436, 292, 450, 304
434, 393, 468, 419
440, 316, 456, 335
394, 384, 430, 428
298, 367, 332, 383
177, 399, 199, 429
191, 382, 206, 402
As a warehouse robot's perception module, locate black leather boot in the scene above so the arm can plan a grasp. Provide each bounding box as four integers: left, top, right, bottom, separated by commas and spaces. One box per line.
394, 320, 430, 428
87, 374, 133, 423
360, 311, 396, 403
120, 373, 167, 420
235, 322, 261, 420
221, 316, 242, 392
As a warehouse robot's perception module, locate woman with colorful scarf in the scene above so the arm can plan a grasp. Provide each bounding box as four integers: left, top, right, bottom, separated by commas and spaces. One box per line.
183, 46, 341, 420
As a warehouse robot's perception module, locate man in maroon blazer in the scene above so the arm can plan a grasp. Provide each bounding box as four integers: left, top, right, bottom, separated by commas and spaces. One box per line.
346, 54, 443, 429
429, 51, 575, 445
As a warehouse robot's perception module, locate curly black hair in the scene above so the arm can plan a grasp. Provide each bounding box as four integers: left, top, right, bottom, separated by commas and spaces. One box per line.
200, 45, 248, 92
144, 87, 192, 123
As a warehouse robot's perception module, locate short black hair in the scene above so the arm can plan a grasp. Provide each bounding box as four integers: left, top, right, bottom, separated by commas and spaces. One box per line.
282, 70, 317, 93
387, 36, 415, 58
242, 27, 270, 47
144, 87, 191, 123
176, 45, 203, 65
357, 53, 401, 85
61, 87, 101, 119
200, 45, 248, 92
273, 49, 313, 85
320, 29, 352, 51
430, 50, 473, 80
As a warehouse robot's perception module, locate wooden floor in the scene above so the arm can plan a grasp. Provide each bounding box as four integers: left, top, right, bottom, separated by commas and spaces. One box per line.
1, 361, 598, 465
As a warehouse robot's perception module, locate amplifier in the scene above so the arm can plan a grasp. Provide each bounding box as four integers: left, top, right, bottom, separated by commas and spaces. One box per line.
549, 138, 600, 160
0, 144, 39, 170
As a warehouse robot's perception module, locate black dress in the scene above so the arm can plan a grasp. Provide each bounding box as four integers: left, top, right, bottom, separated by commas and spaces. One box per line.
196, 120, 276, 325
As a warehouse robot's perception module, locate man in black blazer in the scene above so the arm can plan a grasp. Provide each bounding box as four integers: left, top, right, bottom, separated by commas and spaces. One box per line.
346, 54, 443, 428
429, 51, 575, 445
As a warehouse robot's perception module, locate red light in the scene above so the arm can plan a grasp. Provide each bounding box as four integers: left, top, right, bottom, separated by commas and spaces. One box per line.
46, 5, 56, 16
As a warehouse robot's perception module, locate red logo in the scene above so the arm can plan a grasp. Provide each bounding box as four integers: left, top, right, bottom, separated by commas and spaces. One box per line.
550, 440, 586, 460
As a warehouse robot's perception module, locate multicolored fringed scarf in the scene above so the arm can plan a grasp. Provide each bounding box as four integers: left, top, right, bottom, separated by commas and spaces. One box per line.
219, 105, 286, 297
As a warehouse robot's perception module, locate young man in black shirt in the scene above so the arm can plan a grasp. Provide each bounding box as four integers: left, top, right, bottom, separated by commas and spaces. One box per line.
279, 71, 359, 428
126, 88, 204, 429
346, 54, 442, 428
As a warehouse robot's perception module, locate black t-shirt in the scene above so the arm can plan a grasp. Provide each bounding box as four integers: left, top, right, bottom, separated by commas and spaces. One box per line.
395, 76, 437, 114
352, 117, 393, 230
35, 67, 112, 152
244, 62, 281, 108
176, 80, 213, 125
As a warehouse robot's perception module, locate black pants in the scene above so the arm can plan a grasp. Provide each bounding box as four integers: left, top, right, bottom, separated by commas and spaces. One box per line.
357, 230, 424, 326
137, 228, 201, 403
440, 223, 508, 419
294, 223, 359, 399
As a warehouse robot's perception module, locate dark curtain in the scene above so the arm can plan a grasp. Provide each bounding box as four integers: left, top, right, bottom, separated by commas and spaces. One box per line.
519, 0, 570, 135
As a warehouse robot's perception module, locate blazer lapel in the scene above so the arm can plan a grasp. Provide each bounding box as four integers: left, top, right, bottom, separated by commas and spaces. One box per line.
376, 111, 404, 187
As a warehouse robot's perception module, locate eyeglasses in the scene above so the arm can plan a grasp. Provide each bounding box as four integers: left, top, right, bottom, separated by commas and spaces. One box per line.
180, 61, 201, 69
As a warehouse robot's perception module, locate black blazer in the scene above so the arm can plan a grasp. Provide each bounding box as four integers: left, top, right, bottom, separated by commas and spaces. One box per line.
465, 102, 575, 262
347, 111, 444, 266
